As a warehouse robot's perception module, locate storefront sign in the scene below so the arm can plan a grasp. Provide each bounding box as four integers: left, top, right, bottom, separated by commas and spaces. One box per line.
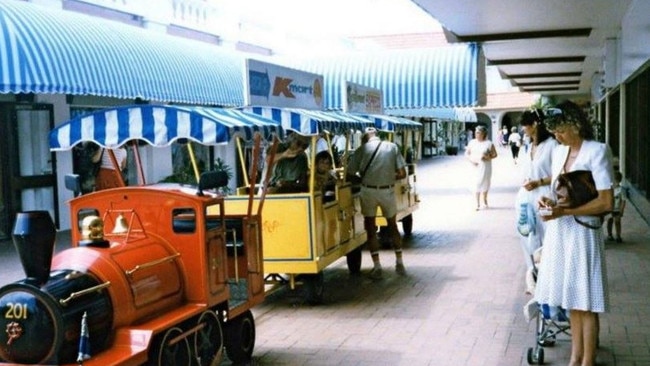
343, 82, 383, 114
246, 59, 323, 109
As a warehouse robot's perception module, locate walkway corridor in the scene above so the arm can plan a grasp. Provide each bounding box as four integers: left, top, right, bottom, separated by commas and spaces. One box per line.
0, 149, 648, 365
250, 150, 650, 366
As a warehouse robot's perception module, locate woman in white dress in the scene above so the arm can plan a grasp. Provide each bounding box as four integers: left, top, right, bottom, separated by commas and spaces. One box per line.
535, 101, 614, 366
517, 109, 558, 293
465, 125, 497, 210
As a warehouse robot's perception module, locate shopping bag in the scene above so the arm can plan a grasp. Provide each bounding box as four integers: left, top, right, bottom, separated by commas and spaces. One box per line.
516, 187, 536, 236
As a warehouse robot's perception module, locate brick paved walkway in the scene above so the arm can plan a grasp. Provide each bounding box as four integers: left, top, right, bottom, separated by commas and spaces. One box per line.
247, 151, 650, 366
1, 150, 648, 365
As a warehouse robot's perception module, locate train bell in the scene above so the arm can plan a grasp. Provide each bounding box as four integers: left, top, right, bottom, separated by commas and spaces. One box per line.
112, 214, 128, 234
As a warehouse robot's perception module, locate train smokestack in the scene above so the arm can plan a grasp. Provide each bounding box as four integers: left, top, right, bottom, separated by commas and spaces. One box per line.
12, 211, 56, 286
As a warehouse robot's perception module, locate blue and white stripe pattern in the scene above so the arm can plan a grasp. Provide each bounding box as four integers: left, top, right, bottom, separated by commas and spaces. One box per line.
354, 114, 422, 133
0, 0, 245, 106
286, 44, 483, 109
49, 105, 283, 151
240, 106, 373, 136
386, 107, 478, 122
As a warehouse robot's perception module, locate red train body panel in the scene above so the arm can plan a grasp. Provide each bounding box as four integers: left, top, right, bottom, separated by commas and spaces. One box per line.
0, 180, 264, 365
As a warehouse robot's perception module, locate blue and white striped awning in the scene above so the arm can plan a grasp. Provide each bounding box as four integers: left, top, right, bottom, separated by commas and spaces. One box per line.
49, 105, 283, 151
0, 0, 245, 106
240, 106, 373, 136
283, 44, 485, 110
355, 114, 422, 132
387, 107, 478, 122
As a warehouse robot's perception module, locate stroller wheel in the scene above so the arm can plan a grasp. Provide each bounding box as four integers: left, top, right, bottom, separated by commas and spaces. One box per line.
527, 347, 545, 365
538, 334, 556, 347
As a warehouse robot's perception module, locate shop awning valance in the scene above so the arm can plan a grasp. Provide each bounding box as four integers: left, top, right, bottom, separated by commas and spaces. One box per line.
387, 107, 478, 122
240, 106, 373, 136
49, 105, 283, 151
0, 0, 245, 106
285, 44, 486, 110
355, 114, 422, 132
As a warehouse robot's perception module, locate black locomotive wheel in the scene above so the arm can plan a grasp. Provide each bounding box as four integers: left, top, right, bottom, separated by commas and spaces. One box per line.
401, 214, 413, 236
346, 246, 363, 274
303, 272, 325, 305
152, 327, 191, 366
194, 311, 223, 366
225, 310, 255, 364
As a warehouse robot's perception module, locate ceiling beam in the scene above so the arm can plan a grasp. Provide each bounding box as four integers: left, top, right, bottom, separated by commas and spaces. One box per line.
521, 86, 579, 92
444, 28, 591, 43
515, 80, 580, 87
489, 56, 585, 65
507, 72, 582, 78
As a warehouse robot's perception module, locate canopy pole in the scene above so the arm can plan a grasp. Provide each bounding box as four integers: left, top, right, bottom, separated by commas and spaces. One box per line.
187, 143, 200, 184
257, 135, 278, 217
130, 141, 145, 185
324, 133, 335, 167
341, 130, 352, 176
107, 149, 126, 187
308, 135, 316, 193
247, 133, 261, 218
236, 137, 250, 187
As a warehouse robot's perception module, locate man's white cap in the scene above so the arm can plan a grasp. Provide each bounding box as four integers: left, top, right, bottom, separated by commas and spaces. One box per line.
364, 127, 377, 134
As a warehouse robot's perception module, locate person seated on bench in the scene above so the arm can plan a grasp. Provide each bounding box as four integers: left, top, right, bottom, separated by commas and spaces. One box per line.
314, 150, 337, 201
268, 133, 310, 193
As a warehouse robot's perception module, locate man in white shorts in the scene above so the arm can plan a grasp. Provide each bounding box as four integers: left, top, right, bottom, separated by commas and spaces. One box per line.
348, 127, 407, 280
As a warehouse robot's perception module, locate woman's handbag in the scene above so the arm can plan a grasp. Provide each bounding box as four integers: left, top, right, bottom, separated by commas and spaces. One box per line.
554, 170, 603, 229
555, 170, 598, 208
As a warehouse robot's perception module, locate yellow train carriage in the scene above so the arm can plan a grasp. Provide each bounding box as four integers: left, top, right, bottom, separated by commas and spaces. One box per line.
220, 107, 421, 303
224, 185, 366, 272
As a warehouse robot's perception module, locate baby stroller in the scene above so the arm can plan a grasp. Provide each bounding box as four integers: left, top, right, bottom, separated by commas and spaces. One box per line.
525, 302, 571, 364
524, 253, 571, 365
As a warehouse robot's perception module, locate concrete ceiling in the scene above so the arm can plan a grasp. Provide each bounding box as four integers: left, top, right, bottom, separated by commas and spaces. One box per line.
411, 0, 631, 96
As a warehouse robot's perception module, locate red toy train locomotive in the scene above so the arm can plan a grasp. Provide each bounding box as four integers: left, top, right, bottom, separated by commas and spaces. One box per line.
0, 172, 265, 365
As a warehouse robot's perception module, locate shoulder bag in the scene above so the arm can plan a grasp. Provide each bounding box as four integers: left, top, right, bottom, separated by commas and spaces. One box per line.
347, 142, 382, 184
555, 170, 604, 229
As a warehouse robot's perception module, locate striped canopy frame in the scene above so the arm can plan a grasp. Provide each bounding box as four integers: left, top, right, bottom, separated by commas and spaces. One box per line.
49, 105, 283, 151
0, 0, 246, 106
240, 106, 374, 136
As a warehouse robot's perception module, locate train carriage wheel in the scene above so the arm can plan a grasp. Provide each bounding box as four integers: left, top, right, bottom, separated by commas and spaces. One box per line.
194, 311, 223, 366
346, 246, 363, 274
150, 327, 191, 366
379, 226, 392, 248
401, 214, 413, 236
303, 272, 325, 305
225, 310, 255, 364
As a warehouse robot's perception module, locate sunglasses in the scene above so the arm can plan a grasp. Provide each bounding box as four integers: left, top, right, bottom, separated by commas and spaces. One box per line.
545, 108, 563, 118
530, 108, 542, 120
543, 107, 569, 130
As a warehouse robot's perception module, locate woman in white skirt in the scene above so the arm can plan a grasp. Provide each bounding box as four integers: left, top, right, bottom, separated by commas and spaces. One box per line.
535, 101, 614, 366
465, 125, 498, 210
517, 109, 558, 294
